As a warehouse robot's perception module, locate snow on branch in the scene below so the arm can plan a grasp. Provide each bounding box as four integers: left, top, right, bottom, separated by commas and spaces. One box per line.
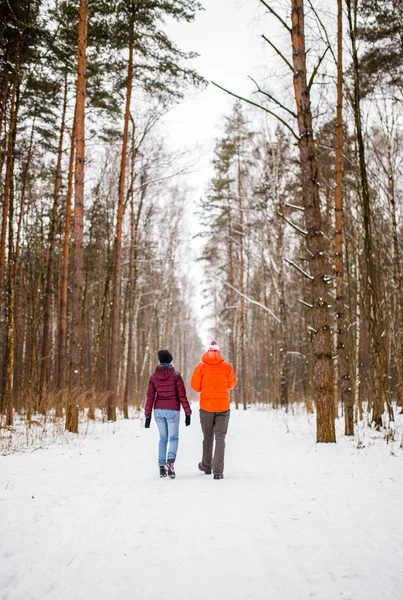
219, 278, 281, 323
278, 211, 308, 236
299, 299, 313, 309
285, 258, 314, 280
285, 202, 305, 211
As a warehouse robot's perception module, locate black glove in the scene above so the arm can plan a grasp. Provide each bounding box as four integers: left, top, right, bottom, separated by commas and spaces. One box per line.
185, 415, 191, 427
145, 417, 151, 429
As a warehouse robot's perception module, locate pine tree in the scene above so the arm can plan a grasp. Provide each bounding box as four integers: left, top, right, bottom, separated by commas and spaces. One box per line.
335, 0, 354, 435
67, 0, 88, 433
106, 0, 205, 420
346, 0, 394, 429
358, 0, 403, 94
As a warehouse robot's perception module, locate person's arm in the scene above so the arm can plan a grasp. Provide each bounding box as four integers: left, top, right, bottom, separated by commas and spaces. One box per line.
191, 364, 203, 393
176, 374, 192, 418
145, 378, 156, 419
227, 364, 237, 390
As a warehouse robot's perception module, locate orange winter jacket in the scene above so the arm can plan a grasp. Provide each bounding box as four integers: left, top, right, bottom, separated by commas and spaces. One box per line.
191, 350, 237, 412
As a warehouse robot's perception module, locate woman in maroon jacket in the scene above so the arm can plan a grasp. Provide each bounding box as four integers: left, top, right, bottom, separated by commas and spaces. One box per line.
145, 349, 192, 478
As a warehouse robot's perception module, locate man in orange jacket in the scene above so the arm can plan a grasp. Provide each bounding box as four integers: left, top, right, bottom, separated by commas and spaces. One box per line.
191, 341, 237, 479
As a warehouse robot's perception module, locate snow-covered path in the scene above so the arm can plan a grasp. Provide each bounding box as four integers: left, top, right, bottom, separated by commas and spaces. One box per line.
1, 408, 403, 600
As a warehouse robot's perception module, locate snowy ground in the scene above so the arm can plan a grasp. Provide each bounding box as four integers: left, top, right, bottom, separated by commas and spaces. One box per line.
1, 406, 403, 600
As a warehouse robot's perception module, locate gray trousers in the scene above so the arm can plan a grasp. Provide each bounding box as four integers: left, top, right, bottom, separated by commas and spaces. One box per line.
200, 409, 230, 476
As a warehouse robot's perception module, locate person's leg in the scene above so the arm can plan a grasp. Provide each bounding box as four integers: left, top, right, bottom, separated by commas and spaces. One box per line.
166, 410, 180, 461
212, 410, 230, 476
200, 409, 215, 471
154, 410, 168, 466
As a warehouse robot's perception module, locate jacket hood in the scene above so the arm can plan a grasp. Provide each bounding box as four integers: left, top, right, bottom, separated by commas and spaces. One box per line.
202, 350, 225, 366
155, 364, 175, 380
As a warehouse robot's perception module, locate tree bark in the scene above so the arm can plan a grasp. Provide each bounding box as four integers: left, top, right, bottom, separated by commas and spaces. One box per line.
1, 80, 19, 426
346, 0, 393, 429
107, 21, 134, 421
0, 77, 18, 309
14, 121, 34, 275
237, 144, 247, 410
40, 72, 68, 409
335, 0, 354, 435
123, 118, 137, 418
58, 114, 76, 392
67, 0, 88, 433
291, 0, 336, 442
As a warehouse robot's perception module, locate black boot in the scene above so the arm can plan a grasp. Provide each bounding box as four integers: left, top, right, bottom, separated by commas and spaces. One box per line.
198, 462, 211, 475
167, 458, 176, 479
159, 465, 167, 478
213, 474, 224, 480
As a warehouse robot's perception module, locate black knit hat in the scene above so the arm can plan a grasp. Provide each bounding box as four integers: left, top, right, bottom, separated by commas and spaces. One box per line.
158, 349, 173, 364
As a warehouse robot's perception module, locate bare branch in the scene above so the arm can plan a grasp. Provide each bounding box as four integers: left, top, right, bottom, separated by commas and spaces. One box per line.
278, 211, 308, 236
220, 279, 281, 323
132, 169, 188, 194
308, 46, 329, 92
299, 299, 313, 308
134, 111, 162, 153
248, 75, 297, 119
285, 258, 314, 280
261, 35, 294, 73
306, 0, 337, 64
258, 0, 291, 32
211, 81, 299, 140
285, 202, 305, 211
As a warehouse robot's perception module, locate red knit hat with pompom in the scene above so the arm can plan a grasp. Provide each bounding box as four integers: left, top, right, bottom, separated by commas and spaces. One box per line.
207, 341, 220, 352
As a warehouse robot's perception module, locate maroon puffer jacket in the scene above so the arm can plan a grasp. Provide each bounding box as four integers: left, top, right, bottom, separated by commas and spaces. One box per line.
145, 365, 191, 418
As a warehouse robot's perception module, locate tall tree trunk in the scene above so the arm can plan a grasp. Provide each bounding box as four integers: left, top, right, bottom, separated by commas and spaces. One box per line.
278, 207, 288, 409
237, 145, 246, 410
291, 0, 335, 442
40, 72, 68, 409
107, 21, 134, 421
386, 132, 403, 408
0, 48, 10, 177
226, 189, 238, 408
335, 0, 354, 435
89, 251, 113, 419
58, 115, 76, 392
275, 142, 289, 409
346, 0, 393, 429
124, 118, 137, 418
14, 121, 34, 275
1, 81, 19, 426
67, 0, 88, 433
0, 78, 18, 308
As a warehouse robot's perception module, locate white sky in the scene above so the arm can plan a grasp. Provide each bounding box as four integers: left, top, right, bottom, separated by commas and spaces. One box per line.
163, 0, 277, 170
161, 0, 278, 345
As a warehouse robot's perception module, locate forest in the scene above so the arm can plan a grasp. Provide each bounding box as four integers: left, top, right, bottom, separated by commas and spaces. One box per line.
1, 2, 403, 599
0, 0, 402, 446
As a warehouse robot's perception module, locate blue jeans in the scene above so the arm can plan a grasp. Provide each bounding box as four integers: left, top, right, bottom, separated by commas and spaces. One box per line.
154, 409, 180, 466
